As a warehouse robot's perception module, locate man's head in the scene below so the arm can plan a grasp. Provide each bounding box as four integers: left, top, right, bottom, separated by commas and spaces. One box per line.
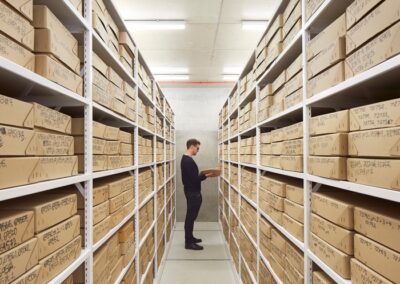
186, 138, 201, 156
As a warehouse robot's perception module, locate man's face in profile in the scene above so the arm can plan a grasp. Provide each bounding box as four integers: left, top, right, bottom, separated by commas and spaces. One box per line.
191, 144, 200, 156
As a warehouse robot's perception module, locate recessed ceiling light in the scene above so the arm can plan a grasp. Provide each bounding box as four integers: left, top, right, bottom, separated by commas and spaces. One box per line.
241, 20, 268, 31
152, 67, 189, 75
155, 74, 190, 81
125, 20, 186, 30
223, 67, 242, 75
223, 74, 239, 81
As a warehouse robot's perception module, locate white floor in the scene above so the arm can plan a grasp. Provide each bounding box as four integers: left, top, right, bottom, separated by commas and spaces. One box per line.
157, 222, 240, 284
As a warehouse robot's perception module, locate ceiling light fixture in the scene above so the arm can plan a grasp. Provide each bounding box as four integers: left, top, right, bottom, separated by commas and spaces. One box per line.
151, 67, 189, 75
154, 74, 190, 81
223, 74, 239, 81
125, 20, 186, 30
223, 67, 242, 75
241, 20, 268, 31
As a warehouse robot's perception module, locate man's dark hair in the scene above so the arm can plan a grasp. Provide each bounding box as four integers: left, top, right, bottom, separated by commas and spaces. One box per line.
186, 138, 201, 149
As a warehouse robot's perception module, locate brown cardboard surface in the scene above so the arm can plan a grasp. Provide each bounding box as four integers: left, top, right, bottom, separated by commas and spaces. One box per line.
282, 139, 303, 155
310, 233, 351, 278
351, 258, 393, 284
285, 71, 303, 98
283, 213, 304, 241
0, 95, 33, 129
307, 14, 346, 60
285, 257, 304, 284
283, 1, 301, 38
104, 140, 120, 155
285, 241, 304, 274
0, 156, 78, 189
312, 270, 336, 284
33, 103, 71, 134
104, 125, 120, 141
0, 237, 38, 283
68, 0, 82, 16
306, 0, 325, 20
93, 67, 109, 91
281, 155, 303, 172
0, 32, 35, 72
93, 184, 109, 206
345, 21, 400, 79
92, 10, 108, 42
3, 0, 32, 21
93, 200, 109, 225
93, 216, 110, 244
311, 190, 355, 229
109, 194, 124, 214
260, 144, 273, 155
311, 213, 354, 254
310, 110, 349, 136
354, 204, 400, 253
269, 252, 285, 282
265, 14, 283, 46
285, 182, 303, 205
34, 28, 80, 74
272, 71, 286, 94
284, 199, 304, 223
10, 264, 40, 284
35, 54, 83, 96
110, 257, 123, 284
309, 133, 348, 156
260, 174, 286, 197
93, 84, 112, 109
119, 32, 135, 57
271, 128, 285, 142
33, 5, 77, 55
286, 54, 302, 81
348, 127, 400, 157
354, 234, 400, 283
346, 0, 383, 30
0, 1, 34, 50
271, 142, 283, 155
347, 158, 400, 190
119, 130, 134, 144
284, 87, 303, 109
111, 207, 125, 227
283, 19, 301, 49
283, 0, 300, 24
266, 191, 285, 211
349, 98, 400, 131
111, 97, 126, 116
0, 210, 34, 254
120, 143, 134, 155
90, 155, 107, 172
308, 37, 345, 79
2, 193, 77, 233
36, 215, 80, 259
107, 67, 123, 89
37, 236, 81, 283
93, 52, 108, 76
93, 243, 109, 283
346, 0, 400, 54
307, 61, 345, 97
308, 156, 347, 180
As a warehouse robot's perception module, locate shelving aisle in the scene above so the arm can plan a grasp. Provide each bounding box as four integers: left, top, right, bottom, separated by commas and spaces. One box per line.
0, 0, 176, 283
157, 222, 239, 284
217, 0, 400, 283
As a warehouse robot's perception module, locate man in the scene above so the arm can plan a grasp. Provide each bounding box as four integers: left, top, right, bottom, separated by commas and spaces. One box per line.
181, 138, 216, 250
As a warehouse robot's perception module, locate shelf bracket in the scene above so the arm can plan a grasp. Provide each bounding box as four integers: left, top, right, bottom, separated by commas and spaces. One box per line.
74, 182, 85, 196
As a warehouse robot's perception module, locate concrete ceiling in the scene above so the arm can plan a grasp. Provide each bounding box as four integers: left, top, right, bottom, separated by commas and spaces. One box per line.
115, 0, 280, 83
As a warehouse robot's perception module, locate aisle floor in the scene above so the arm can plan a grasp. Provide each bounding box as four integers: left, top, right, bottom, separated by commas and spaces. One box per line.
157, 222, 239, 284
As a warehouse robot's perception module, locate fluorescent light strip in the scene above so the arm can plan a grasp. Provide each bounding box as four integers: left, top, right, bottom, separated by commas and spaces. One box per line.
241, 20, 268, 31
125, 20, 186, 30
223, 67, 242, 75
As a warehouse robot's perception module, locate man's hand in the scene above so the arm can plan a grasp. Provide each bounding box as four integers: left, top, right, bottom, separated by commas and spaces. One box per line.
205, 172, 217, 177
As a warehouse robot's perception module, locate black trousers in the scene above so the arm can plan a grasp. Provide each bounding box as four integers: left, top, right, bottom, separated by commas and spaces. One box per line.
184, 190, 202, 243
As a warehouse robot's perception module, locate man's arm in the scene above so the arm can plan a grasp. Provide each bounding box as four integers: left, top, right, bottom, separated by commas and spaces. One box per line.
183, 159, 207, 183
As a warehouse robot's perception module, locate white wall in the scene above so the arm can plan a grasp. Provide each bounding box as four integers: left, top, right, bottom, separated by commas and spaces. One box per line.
163, 86, 230, 221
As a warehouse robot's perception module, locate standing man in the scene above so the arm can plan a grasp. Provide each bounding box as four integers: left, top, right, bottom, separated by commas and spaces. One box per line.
181, 138, 216, 250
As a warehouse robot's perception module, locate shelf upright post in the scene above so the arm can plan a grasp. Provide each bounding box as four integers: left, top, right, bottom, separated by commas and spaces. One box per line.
255, 84, 261, 284
163, 97, 167, 245
152, 80, 157, 279
302, 7, 313, 282
83, 0, 93, 282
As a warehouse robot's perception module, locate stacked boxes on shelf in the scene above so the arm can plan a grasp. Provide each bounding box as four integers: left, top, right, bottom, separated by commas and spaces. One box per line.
93, 220, 135, 284
154, 86, 164, 112
0, 191, 81, 283
230, 116, 238, 137
229, 91, 238, 114
223, 143, 228, 160
138, 96, 155, 131
240, 198, 257, 241
166, 143, 172, 160
138, 167, 154, 204
223, 124, 229, 140
230, 164, 239, 188
165, 102, 174, 125
311, 188, 400, 283
240, 136, 256, 164
221, 102, 228, 124
156, 114, 163, 137
260, 121, 303, 172
223, 162, 229, 179
156, 209, 165, 245
305, 0, 325, 21
239, 72, 255, 102
230, 141, 238, 162
138, 134, 153, 165
139, 230, 155, 278
139, 199, 154, 240
157, 235, 165, 269
72, 118, 135, 172
91, 173, 134, 243
230, 187, 239, 215
240, 167, 257, 203
156, 140, 164, 162
259, 258, 275, 284
0, 97, 78, 189
239, 228, 257, 280
91, 52, 136, 121
138, 63, 152, 99
157, 164, 165, 189
282, 0, 302, 49
156, 189, 165, 218
122, 260, 137, 284
239, 98, 257, 132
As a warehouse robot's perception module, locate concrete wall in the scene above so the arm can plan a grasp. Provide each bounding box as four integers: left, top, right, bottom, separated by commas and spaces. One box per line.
163, 86, 230, 221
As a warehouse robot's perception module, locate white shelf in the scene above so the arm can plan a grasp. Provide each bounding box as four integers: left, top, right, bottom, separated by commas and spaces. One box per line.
259, 252, 283, 284
138, 124, 156, 136
257, 102, 303, 127
259, 166, 305, 180
0, 57, 88, 107
239, 162, 258, 170
93, 102, 136, 128
35, 0, 88, 32
139, 220, 156, 249
240, 220, 257, 249
259, 209, 304, 251
307, 174, 400, 203
308, 250, 352, 284
93, 166, 136, 180
140, 253, 155, 284
139, 191, 156, 209
240, 191, 258, 210
93, 208, 137, 251
138, 162, 155, 169
0, 174, 90, 201
240, 255, 258, 284
48, 249, 91, 284
113, 249, 138, 284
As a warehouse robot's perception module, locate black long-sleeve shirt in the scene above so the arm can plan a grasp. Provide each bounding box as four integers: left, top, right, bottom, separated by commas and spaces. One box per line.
181, 155, 206, 193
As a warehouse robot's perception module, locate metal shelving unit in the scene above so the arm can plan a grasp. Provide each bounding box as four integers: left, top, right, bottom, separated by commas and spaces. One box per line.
0, 0, 176, 283
217, 0, 400, 283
